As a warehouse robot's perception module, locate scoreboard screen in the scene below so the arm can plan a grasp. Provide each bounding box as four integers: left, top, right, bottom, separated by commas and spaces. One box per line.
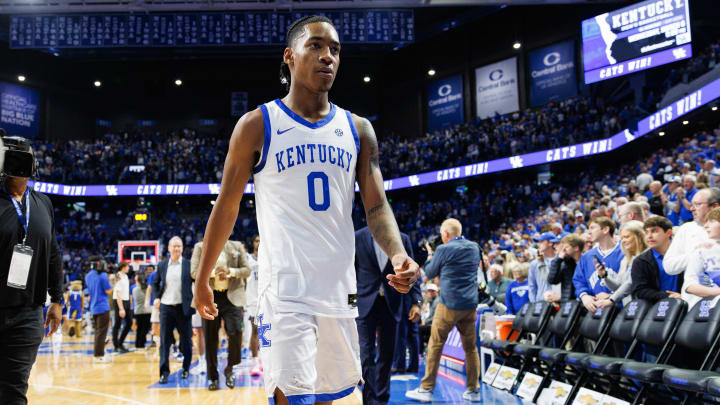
9, 10, 414, 48
581, 0, 692, 84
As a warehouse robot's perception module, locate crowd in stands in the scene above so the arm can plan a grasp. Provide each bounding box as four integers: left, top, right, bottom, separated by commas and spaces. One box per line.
34, 128, 229, 185
660, 38, 720, 97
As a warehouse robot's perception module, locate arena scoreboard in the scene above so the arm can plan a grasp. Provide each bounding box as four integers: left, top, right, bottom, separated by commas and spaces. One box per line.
581, 0, 692, 83
9, 10, 414, 48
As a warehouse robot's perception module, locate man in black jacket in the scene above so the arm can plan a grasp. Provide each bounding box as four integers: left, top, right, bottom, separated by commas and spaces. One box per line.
631, 216, 682, 303
549, 234, 584, 302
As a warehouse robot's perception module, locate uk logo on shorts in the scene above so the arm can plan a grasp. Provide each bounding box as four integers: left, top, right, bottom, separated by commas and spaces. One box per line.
258, 314, 272, 347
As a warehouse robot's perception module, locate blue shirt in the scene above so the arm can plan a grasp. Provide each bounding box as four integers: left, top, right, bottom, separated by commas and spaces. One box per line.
573, 243, 625, 298
85, 269, 112, 315
424, 237, 480, 311
505, 280, 530, 315
680, 188, 698, 223
653, 248, 678, 293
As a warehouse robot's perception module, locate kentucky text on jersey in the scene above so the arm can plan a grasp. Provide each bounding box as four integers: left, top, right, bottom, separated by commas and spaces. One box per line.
275, 143, 353, 174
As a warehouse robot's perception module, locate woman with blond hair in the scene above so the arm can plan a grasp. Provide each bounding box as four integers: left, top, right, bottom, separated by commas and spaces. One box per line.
505, 262, 530, 314
596, 220, 647, 307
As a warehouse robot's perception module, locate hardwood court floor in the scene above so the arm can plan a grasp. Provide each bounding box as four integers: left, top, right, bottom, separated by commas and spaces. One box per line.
27, 334, 362, 405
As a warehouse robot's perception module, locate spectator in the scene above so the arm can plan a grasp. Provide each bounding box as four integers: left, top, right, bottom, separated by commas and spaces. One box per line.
647, 181, 664, 216
527, 232, 559, 302
112, 262, 133, 353
665, 188, 720, 275
406, 218, 481, 402
631, 216, 682, 303
486, 264, 511, 303
549, 234, 584, 302
132, 272, 152, 349
573, 217, 624, 312
505, 263, 530, 315
675, 175, 699, 223
85, 260, 112, 362
618, 201, 646, 225
419, 284, 439, 355
664, 176, 683, 226
683, 207, 720, 307
596, 220, 646, 308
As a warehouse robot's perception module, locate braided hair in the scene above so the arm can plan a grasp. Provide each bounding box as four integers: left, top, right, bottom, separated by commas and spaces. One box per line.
279, 15, 335, 91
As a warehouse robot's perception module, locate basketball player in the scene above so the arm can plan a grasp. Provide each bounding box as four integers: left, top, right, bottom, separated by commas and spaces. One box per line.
194, 15, 421, 405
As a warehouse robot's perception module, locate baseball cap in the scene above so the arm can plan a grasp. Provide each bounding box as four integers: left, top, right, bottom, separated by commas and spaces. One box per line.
669, 176, 682, 183
534, 232, 557, 242
426, 283, 439, 292
575, 211, 584, 218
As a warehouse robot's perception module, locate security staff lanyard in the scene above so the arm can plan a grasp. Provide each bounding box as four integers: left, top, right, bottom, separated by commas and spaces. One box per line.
6, 188, 33, 290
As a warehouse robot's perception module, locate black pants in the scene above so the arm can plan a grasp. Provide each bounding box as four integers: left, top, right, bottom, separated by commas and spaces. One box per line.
0, 306, 44, 405
203, 290, 243, 380
134, 314, 151, 348
159, 304, 192, 376
112, 300, 132, 349
92, 311, 110, 357
356, 295, 399, 405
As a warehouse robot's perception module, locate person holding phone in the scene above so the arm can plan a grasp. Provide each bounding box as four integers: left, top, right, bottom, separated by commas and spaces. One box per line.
572, 217, 624, 312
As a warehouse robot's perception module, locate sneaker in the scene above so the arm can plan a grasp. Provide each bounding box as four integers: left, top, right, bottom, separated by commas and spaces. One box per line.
93, 356, 112, 363
406, 387, 433, 402
462, 389, 481, 402
191, 362, 207, 375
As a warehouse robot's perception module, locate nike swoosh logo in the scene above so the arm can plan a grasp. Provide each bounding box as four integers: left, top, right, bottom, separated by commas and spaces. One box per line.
277, 127, 295, 135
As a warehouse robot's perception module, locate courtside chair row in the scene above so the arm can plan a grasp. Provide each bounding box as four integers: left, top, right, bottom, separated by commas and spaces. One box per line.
480, 297, 720, 405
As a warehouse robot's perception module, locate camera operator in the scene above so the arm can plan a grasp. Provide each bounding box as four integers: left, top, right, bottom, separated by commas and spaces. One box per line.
406, 218, 481, 402
0, 133, 63, 404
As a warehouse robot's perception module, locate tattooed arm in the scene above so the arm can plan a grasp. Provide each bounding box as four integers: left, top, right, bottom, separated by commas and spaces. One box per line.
353, 114, 420, 293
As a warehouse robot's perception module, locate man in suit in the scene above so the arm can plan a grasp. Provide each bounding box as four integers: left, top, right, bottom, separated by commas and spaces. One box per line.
355, 226, 422, 405
152, 236, 195, 383
191, 239, 250, 391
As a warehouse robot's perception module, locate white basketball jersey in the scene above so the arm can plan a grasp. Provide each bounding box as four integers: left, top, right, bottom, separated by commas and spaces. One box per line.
253, 99, 360, 318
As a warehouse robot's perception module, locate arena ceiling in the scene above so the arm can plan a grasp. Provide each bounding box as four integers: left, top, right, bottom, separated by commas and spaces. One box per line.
0, 0, 626, 14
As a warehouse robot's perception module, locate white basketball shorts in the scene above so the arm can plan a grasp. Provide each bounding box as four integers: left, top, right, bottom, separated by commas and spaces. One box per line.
258, 293, 362, 404
150, 305, 160, 324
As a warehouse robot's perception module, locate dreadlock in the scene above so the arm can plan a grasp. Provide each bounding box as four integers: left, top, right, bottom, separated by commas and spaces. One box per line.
279, 15, 335, 92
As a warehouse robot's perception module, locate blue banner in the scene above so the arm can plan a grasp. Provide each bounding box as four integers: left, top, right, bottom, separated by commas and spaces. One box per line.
529, 40, 578, 107
26, 77, 720, 198
427, 74, 464, 132
0, 81, 40, 138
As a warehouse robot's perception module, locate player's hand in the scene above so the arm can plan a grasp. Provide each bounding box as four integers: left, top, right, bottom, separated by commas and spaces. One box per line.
153, 298, 160, 309
119, 309, 126, 318
387, 253, 420, 294
194, 282, 218, 320
45, 302, 63, 337
581, 294, 597, 313
409, 304, 421, 323
144, 299, 151, 309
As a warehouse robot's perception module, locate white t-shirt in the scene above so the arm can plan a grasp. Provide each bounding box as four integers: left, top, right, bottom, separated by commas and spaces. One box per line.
665, 221, 711, 275
161, 258, 183, 305
113, 273, 130, 301
682, 243, 720, 308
